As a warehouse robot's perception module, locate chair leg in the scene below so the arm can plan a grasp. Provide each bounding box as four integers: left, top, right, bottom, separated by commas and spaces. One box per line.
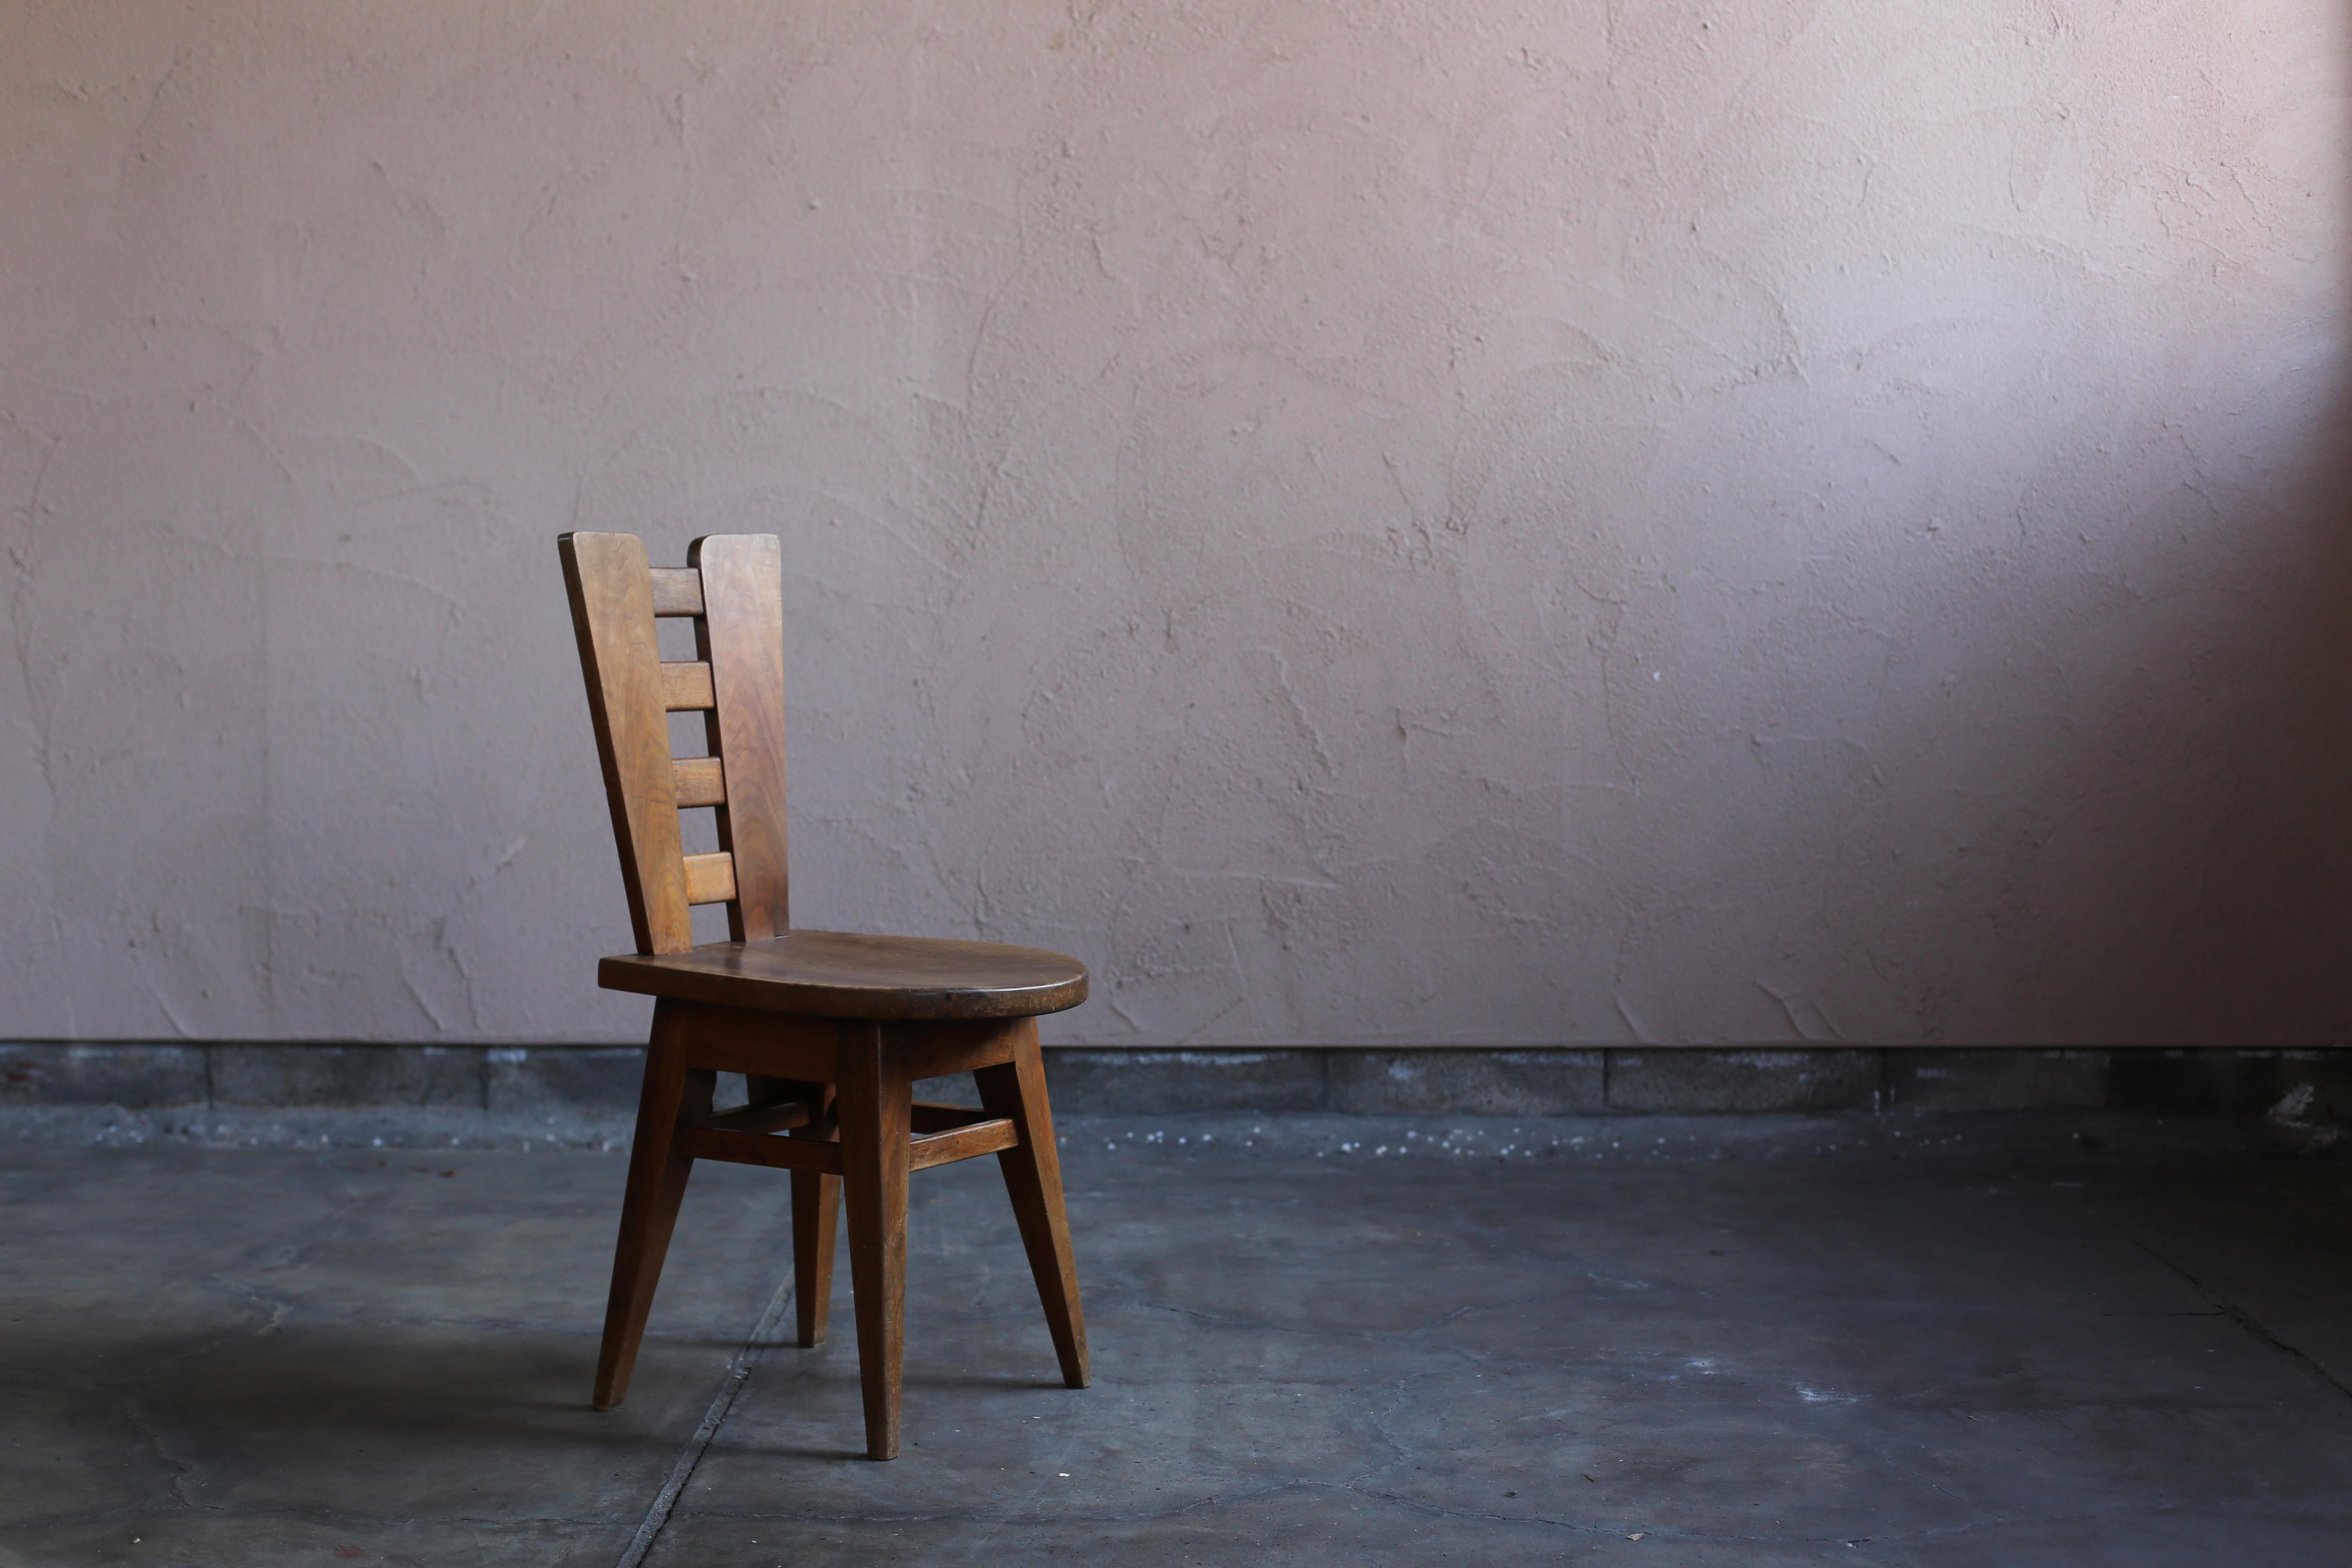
789, 1084, 840, 1348
975, 1018, 1090, 1389
594, 999, 715, 1410
835, 1023, 912, 1459
745, 1074, 840, 1348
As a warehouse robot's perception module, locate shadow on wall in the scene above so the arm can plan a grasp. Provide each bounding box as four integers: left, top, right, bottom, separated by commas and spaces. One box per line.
1732, 292, 2352, 1044
1774, 26, 2352, 1047
1911, 60, 2352, 1042
2056, 377, 2352, 1044
1646, 300, 2352, 1050
2021, 68, 2352, 1045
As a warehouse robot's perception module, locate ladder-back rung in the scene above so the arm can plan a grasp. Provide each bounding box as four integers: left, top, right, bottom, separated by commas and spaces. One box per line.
672, 756, 726, 808
649, 568, 704, 616
660, 661, 715, 710
682, 851, 737, 905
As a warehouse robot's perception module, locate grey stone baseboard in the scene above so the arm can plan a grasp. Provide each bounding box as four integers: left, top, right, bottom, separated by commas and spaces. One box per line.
0, 1043, 646, 1116
1045, 1047, 2352, 1123
3, 1043, 2349, 1125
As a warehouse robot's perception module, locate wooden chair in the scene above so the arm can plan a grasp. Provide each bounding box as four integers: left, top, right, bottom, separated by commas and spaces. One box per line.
558, 530, 1090, 1461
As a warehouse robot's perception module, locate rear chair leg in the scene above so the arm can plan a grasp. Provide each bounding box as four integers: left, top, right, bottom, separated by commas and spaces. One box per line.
976, 1019, 1090, 1389
594, 999, 715, 1410
790, 1084, 840, 1347
747, 1075, 840, 1346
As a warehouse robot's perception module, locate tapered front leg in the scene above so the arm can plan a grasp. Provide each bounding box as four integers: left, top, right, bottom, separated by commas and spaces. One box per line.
835, 1021, 912, 1459
976, 1018, 1090, 1389
594, 999, 715, 1409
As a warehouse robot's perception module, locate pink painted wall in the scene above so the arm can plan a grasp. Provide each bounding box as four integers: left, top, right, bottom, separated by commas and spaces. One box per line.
3, 0, 2346, 1044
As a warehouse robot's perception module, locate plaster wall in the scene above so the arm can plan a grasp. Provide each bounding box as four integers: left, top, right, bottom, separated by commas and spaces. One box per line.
2, 0, 2346, 1046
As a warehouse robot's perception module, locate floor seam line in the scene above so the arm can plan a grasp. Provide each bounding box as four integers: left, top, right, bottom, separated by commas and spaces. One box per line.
615, 1268, 797, 1568
2117, 1231, 2352, 1404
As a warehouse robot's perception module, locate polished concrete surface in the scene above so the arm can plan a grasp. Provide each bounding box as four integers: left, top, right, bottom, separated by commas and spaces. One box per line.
4, 1112, 2349, 1566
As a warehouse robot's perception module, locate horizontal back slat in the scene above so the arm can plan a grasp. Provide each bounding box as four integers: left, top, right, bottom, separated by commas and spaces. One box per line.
649, 568, 704, 616
682, 851, 738, 905
672, 756, 726, 808
691, 533, 790, 939
660, 662, 715, 711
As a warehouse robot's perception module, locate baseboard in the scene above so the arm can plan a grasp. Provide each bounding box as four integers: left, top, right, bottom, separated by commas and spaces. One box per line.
3, 1042, 2348, 1124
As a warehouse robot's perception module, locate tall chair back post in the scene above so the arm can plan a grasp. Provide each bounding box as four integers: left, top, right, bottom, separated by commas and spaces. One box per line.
689, 534, 789, 940
558, 532, 789, 953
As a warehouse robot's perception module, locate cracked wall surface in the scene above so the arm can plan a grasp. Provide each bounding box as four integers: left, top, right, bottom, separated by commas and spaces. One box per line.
1, 0, 2346, 1045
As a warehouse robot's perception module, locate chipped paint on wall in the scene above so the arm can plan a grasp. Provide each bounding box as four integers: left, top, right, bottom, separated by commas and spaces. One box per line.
2, 0, 2347, 1044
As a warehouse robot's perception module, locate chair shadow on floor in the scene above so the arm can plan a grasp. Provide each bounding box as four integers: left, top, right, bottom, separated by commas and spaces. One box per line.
13, 1313, 709, 1464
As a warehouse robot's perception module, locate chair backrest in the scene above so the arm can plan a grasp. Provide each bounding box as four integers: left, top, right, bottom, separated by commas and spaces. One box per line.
559, 532, 789, 954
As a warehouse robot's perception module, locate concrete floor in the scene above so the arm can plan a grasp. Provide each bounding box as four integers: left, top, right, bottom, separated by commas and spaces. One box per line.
4, 1112, 2350, 1566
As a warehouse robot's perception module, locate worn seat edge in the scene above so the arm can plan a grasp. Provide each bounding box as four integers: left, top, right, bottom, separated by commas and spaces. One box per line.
597, 929, 1090, 1020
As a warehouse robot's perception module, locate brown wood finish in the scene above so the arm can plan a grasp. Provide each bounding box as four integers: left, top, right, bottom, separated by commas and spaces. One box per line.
659, 1102, 1010, 1174
649, 567, 704, 616
600, 929, 1088, 1020
666, 1002, 840, 1080
681, 851, 738, 906
892, 1016, 1036, 1080
835, 1021, 912, 1460
565, 532, 1094, 1462
672, 756, 726, 808
701, 1098, 811, 1135
660, 661, 716, 711
675, 1102, 1010, 1174
976, 1019, 1090, 1389
678, 1125, 845, 1173
593, 1000, 712, 1408
908, 1102, 1001, 1133
786, 1080, 840, 1348
692, 533, 790, 941
908, 1115, 1018, 1170
560, 533, 695, 955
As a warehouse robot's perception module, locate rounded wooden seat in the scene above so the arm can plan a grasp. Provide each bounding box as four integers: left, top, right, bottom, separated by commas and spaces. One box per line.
597, 928, 1090, 1021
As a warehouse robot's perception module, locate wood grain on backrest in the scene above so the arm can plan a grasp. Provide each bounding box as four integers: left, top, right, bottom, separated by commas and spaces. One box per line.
561, 531, 790, 955
691, 534, 790, 940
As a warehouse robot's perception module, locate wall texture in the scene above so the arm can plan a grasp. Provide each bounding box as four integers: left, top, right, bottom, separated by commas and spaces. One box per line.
2, 0, 2346, 1047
